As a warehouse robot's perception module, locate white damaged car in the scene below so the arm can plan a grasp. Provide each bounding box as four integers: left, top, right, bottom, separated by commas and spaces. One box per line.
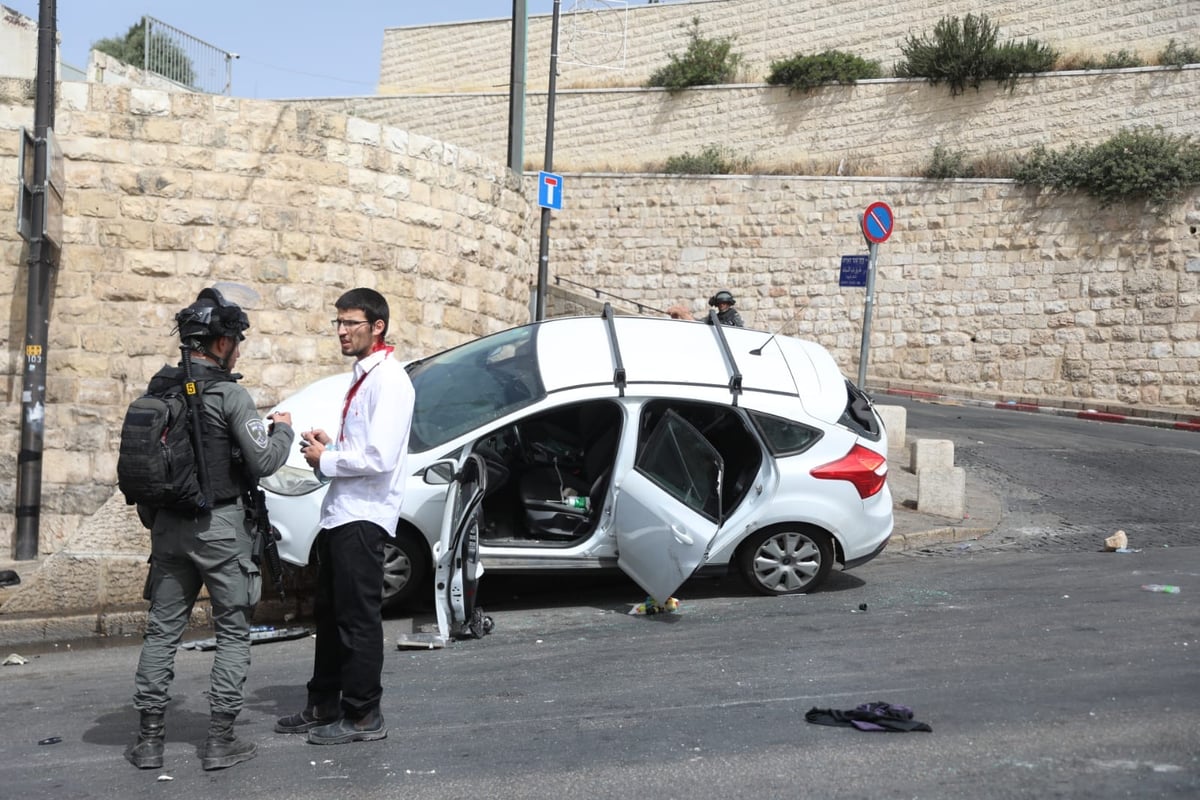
262, 308, 892, 613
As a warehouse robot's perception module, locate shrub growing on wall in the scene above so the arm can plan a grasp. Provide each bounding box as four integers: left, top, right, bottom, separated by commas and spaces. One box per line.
766, 50, 882, 93
1159, 40, 1200, 67
662, 144, 751, 175
1014, 128, 1200, 208
894, 13, 1057, 95
647, 17, 743, 92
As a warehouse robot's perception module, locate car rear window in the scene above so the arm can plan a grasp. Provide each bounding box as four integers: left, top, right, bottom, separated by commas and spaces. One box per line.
747, 410, 823, 456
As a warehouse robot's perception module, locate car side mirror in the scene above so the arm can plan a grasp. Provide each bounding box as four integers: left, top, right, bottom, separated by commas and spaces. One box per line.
423, 461, 456, 485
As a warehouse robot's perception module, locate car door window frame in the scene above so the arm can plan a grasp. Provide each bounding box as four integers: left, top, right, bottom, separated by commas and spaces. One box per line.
634, 409, 724, 523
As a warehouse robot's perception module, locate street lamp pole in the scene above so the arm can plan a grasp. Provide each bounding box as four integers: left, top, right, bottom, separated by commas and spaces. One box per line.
15, 0, 58, 560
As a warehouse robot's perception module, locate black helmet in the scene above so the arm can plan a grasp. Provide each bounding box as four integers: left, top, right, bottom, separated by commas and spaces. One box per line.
708, 290, 736, 307
174, 287, 250, 346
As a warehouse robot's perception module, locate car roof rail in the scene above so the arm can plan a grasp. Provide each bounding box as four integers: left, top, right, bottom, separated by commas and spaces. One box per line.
707, 309, 744, 406
601, 303, 627, 396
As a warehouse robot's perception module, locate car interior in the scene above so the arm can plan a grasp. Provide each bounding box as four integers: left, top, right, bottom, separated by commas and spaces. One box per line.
473, 400, 623, 545
471, 398, 764, 545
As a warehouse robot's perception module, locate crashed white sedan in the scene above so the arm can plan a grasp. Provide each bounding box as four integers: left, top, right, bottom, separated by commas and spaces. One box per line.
262, 308, 892, 619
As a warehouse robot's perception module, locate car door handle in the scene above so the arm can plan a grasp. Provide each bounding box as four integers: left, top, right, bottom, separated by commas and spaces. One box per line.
670, 525, 693, 546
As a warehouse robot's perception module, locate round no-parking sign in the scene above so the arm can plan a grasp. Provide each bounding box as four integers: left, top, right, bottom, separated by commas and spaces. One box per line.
862, 201, 894, 244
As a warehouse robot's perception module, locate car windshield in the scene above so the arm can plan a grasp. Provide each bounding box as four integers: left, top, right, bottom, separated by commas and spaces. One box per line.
406, 325, 545, 451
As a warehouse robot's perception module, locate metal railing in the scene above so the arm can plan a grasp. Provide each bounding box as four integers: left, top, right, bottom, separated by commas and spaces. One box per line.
143, 16, 237, 95
553, 275, 673, 316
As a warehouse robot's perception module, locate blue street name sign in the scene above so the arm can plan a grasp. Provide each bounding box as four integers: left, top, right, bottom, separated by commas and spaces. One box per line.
538, 171, 563, 210
839, 254, 869, 287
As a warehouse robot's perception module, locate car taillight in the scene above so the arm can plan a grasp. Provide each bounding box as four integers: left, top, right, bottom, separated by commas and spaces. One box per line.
811, 444, 888, 499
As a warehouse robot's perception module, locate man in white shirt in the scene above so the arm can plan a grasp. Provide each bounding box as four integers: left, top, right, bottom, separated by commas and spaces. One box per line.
275, 288, 415, 745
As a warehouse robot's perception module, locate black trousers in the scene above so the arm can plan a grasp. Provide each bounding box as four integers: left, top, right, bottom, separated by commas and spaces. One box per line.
307, 521, 386, 719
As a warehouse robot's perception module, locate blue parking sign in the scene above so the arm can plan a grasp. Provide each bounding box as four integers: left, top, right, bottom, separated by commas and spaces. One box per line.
538, 171, 563, 210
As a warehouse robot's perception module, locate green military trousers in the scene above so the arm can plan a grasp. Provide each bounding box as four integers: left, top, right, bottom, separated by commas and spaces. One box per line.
133, 501, 262, 716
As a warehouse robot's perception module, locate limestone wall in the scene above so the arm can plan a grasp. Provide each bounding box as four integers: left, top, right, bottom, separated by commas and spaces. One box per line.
547, 174, 1200, 412
302, 66, 1200, 175
379, 0, 1197, 93
0, 82, 534, 559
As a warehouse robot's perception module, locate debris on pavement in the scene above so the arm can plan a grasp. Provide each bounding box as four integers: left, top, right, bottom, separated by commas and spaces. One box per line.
806, 701, 933, 732
3, 653, 28, 666
156, 774, 174, 782
1104, 530, 1127, 551
395, 633, 447, 650
629, 596, 679, 615
37, 736, 61, 745
1141, 584, 1181, 594
182, 625, 313, 651
0, 569, 20, 587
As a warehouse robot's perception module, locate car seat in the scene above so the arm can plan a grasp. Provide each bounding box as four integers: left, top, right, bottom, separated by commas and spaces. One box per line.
519, 423, 619, 540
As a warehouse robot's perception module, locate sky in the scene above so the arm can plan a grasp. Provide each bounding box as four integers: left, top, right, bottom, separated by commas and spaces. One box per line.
5, 1, 669, 99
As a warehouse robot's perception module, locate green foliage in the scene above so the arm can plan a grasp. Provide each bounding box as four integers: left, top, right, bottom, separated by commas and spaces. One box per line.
1014, 128, 1200, 208
922, 144, 975, 179
663, 144, 751, 175
1159, 40, 1200, 67
987, 38, 1059, 90
647, 18, 743, 92
92, 19, 196, 87
894, 13, 1057, 95
1071, 50, 1146, 70
766, 50, 882, 93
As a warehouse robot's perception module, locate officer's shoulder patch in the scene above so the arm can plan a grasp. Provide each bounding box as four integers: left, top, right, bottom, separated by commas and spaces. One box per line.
244, 418, 269, 449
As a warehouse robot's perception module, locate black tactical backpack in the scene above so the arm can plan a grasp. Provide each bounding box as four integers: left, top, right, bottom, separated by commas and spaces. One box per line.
117, 385, 209, 514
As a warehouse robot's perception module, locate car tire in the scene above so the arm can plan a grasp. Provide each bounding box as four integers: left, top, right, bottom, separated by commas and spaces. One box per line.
737, 525, 834, 595
381, 527, 429, 612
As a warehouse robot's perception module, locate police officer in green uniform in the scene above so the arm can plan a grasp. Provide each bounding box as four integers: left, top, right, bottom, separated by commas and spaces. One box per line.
125, 287, 294, 771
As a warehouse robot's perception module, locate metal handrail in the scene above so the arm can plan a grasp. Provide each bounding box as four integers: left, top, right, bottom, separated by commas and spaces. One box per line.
553, 275, 673, 317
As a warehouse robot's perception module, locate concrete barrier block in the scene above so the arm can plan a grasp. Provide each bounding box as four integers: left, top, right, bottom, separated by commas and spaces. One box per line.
875, 405, 906, 451
910, 438, 955, 472
917, 466, 966, 519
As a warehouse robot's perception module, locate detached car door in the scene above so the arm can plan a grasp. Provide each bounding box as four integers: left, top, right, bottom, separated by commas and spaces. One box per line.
614, 409, 724, 603
432, 453, 489, 641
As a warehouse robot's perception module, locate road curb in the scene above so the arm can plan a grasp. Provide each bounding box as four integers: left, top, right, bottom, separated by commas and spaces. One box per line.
878, 388, 1200, 434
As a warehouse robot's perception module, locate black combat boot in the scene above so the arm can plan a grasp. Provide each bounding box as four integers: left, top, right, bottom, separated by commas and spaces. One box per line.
199, 711, 257, 771
125, 711, 165, 769
274, 695, 341, 734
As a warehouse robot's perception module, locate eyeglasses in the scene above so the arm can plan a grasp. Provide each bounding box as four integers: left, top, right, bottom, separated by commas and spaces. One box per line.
332, 318, 371, 330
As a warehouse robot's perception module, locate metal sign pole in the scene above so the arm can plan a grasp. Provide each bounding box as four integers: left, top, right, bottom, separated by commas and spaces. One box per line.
534, 0, 562, 322
856, 241, 879, 388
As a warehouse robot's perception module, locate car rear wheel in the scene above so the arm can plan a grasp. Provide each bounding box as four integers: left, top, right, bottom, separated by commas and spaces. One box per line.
738, 526, 834, 595
381, 528, 429, 612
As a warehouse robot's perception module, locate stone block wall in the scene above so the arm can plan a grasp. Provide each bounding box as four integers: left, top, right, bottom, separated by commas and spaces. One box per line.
302, 67, 1199, 175
379, 0, 1196, 94
0, 82, 534, 559
547, 174, 1200, 412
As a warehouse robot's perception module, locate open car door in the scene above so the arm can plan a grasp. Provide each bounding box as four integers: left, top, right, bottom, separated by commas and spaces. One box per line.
614, 409, 724, 603
432, 453, 491, 642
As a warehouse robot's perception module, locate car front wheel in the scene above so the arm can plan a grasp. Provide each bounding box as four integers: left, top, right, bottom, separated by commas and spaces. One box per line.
381, 528, 429, 612
738, 526, 834, 595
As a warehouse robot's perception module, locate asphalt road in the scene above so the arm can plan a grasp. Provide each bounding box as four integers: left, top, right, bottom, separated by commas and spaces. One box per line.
2, 401, 1197, 798
1, 544, 1197, 799
891, 398, 1200, 552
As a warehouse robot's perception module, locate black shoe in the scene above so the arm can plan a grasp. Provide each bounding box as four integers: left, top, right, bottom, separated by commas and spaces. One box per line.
275, 705, 340, 734
307, 709, 387, 745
